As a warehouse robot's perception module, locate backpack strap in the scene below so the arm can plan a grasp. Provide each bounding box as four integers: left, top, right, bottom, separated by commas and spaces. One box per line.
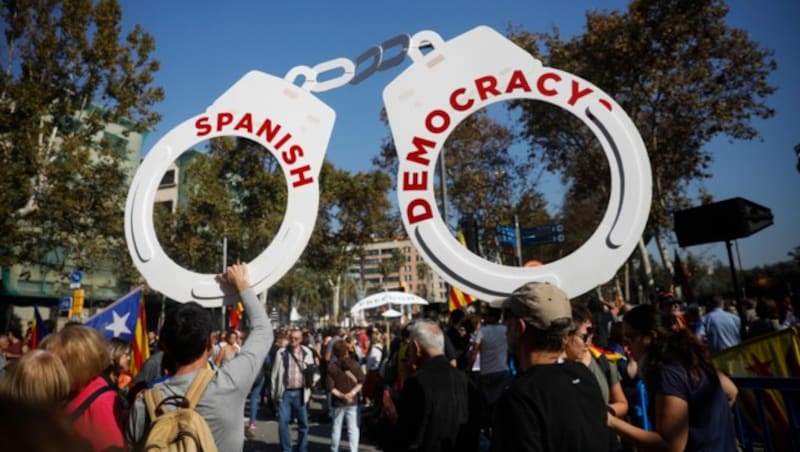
67, 383, 115, 422
183, 368, 215, 409
143, 369, 215, 420
143, 385, 164, 420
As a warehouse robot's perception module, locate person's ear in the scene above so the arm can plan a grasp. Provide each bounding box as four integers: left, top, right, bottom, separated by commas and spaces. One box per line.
516, 318, 527, 335
207, 333, 214, 351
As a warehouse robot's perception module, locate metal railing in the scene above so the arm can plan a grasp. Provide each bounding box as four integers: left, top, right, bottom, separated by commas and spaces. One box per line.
731, 377, 800, 452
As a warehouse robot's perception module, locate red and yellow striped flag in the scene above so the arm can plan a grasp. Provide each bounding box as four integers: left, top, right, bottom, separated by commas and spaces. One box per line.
131, 293, 150, 376
448, 231, 476, 312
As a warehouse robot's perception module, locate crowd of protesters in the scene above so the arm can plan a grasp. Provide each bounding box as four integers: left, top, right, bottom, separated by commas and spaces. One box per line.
1, 266, 798, 452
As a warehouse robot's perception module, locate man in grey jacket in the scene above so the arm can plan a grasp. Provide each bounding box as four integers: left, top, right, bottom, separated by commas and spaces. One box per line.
126, 264, 273, 452
271, 329, 315, 452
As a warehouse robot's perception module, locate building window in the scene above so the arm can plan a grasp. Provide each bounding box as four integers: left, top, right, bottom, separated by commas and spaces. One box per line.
102, 131, 129, 153
160, 169, 176, 187
155, 200, 173, 214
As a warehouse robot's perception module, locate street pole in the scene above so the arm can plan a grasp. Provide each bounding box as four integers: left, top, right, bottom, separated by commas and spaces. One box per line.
221, 235, 227, 332
514, 215, 523, 267
725, 239, 747, 340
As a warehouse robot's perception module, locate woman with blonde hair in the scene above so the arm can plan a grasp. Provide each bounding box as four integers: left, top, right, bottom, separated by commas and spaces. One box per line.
0, 349, 70, 406
42, 325, 125, 452
106, 338, 133, 388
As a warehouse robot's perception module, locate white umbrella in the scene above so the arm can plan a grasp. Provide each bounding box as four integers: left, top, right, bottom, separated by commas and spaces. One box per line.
349, 291, 429, 313
382, 308, 402, 318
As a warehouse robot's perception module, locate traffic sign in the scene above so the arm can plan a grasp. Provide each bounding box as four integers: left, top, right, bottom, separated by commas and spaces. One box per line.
69, 270, 83, 283
521, 224, 566, 246
58, 296, 73, 311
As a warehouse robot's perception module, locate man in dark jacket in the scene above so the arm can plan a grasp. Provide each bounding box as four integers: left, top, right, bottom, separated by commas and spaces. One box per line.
489, 282, 610, 452
386, 319, 479, 452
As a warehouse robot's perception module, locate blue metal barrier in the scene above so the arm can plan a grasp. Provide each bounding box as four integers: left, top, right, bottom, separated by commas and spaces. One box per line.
730, 377, 800, 452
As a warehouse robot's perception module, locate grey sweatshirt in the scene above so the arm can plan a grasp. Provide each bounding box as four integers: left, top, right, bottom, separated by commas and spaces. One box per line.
126, 288, 273, 451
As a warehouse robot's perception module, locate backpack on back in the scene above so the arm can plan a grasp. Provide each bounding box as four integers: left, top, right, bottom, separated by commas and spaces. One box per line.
142, 368, 217, 452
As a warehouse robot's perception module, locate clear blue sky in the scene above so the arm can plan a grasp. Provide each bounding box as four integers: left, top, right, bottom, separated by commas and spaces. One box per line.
121, 0, 799, 270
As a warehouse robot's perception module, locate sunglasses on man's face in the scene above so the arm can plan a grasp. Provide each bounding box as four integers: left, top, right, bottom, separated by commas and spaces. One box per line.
571, 327, 594, 343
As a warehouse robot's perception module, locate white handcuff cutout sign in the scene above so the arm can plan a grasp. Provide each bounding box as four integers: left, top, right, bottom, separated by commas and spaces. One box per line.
125, 71, 333, 306
384, 26, 651, 301
125, 25, 651, 306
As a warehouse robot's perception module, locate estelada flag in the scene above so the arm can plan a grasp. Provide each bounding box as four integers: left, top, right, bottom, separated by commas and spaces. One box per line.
713, 327, 800, 450
589, 344, 625, 363
448, 231, 476, 312
30, 304, 50, 349
84, 287, 150, 376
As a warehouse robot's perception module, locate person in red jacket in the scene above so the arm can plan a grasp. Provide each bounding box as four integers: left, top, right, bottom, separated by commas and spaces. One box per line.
43, 325, 125, 452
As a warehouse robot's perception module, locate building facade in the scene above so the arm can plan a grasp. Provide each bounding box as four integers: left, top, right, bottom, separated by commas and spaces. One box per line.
348, 239, 448, 305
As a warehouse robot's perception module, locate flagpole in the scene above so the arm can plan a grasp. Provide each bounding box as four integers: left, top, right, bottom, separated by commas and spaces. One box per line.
514, 215, 523, 267
221, 235, 227, 332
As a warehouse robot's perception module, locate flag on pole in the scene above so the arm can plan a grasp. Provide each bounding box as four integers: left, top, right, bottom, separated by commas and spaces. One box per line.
449, 231, 476, 312
85, 287, 150, 375
30, 305, 50, 349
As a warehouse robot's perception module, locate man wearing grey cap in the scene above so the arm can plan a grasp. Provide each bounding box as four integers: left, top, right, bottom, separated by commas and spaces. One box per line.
489, 282, 610, 452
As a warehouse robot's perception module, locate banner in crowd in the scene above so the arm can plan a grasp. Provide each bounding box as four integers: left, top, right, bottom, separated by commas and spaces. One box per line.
30, 304, 50, 349
85, 287, 150, 375
713, 327, 800, 448
449, 230, 476, 312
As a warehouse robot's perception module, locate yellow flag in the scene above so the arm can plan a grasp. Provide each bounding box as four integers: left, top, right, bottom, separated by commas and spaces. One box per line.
713, 327, 800, 449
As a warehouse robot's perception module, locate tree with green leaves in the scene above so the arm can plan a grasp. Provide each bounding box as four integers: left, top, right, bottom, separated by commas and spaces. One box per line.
509, 0, 776, 286
156, 137, 287, 275
374, 108, 553, 262
377, 248, 405, 291
0, 0, 163, 281
789, 246, 800, 266
310, 166, 397, 323
156, 138, 398, 323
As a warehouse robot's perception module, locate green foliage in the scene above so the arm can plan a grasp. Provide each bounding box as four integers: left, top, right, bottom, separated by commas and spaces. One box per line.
0, 0, 163, 281
509, 0, 776, 232
789, 246, 800, 265
374, 107, 555, 262
155, 137, 287, 274
155, 138, 398, 318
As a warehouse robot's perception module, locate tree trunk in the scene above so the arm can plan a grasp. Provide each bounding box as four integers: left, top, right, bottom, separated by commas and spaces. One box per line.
654, 230, 674, 277
638, 237, 655, 297
329, 275, 341, 326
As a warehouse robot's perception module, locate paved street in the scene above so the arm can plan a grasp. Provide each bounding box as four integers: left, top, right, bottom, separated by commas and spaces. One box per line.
243, 390, 382, 451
